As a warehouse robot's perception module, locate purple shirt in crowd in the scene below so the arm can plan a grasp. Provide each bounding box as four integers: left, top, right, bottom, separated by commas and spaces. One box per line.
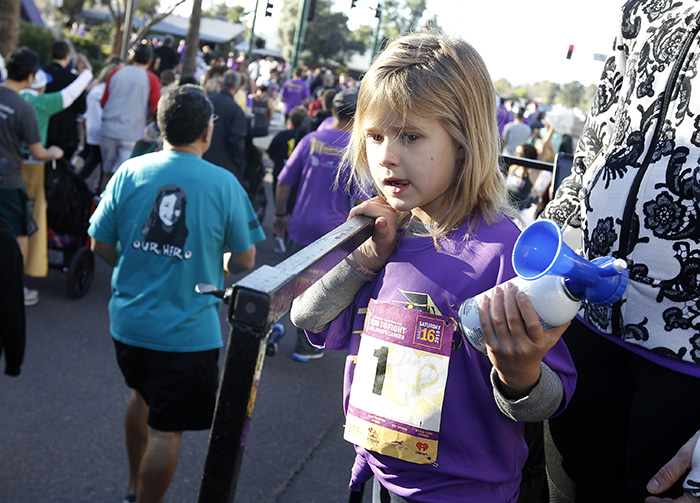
277, 127, 352, 246
308, 217, 577, 502
279, 78, 311, 115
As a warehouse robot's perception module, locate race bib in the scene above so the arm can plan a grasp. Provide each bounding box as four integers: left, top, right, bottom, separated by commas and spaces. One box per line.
344, 299, 453, 464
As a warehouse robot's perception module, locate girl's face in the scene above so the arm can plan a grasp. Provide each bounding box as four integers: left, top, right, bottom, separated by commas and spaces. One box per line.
159, 193, 182, 227
363, 107, 463, 224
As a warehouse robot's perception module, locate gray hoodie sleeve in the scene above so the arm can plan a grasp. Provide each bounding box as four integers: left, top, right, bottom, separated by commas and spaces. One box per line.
290, 257, 376, 333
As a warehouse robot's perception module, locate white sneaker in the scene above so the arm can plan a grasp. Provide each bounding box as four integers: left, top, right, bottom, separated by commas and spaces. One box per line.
23, 287, 39, 306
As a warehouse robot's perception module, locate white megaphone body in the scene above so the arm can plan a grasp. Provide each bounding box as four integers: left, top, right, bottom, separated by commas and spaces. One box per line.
458, 219, 629, 354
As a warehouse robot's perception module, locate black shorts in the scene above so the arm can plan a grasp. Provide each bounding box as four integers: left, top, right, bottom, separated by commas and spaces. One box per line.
114, 339, 220, 432
0, 188, 30, 237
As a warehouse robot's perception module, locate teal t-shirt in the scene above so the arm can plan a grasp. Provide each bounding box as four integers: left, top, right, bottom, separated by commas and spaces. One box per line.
20, 90, 63, 146
88, 150, 265, 352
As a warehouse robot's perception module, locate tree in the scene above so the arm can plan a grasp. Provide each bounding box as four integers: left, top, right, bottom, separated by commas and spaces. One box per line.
0, 0, 21, 58
528, 81, 560, 105
557, 81, 586, 108
494, 78, 514, 99
381, 0, 428, 41
182, 0, 203, 78
203, 2, 249, 24
91, 0, 186, 56
58, 0, 88, 25
276, 0, 366, 67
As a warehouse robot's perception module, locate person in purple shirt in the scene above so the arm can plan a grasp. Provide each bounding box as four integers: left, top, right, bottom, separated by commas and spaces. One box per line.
289, 33, 576, 502
273, 90, 360, 362
279, 66, 311, 127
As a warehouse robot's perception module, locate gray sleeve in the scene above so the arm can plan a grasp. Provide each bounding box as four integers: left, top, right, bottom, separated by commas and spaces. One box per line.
290, 257, 375, 333
490, 362, 564, 422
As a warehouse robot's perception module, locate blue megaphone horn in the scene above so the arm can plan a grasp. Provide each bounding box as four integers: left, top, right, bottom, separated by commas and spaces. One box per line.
511, 219, 628, 305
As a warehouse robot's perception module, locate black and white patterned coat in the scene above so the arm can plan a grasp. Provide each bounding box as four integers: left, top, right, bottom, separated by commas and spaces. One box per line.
541, 0, 700, 365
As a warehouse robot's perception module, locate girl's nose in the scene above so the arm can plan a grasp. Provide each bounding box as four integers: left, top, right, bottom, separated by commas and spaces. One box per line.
378, 138, 398, 167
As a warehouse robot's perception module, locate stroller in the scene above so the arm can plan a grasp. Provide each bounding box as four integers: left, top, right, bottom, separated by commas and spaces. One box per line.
44, 161, 97, 298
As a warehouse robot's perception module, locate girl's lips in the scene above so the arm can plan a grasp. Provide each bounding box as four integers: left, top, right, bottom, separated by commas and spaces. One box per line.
383, 178, 409, 194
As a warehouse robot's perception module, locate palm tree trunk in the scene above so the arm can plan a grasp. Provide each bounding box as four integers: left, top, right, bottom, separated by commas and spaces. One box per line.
0, 0, 21, 58
181, 0, 202, 79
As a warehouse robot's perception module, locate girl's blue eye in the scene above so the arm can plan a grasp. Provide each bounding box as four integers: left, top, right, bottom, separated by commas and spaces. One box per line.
402, 133, 419, 142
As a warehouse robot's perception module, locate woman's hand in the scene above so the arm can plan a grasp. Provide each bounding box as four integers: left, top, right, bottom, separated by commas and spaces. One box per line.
646, 432, 700, 503
347, 197, 399, 273
478, 282, 569, 398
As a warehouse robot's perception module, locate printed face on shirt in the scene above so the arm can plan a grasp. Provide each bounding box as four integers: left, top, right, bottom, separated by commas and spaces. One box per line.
159, 193, 182, 227
362, 106, 463, 224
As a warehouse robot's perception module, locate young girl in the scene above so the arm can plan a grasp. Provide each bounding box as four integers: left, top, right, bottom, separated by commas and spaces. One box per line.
290, 32, 576, 502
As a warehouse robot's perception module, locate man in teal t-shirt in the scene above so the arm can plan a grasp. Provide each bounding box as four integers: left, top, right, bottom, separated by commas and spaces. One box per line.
88, 85, 265, 503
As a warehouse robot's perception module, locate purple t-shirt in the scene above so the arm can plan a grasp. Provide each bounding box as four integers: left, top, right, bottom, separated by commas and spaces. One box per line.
308, 217, 577, 502
279, 78, 311, 115
278, 128, 352, 246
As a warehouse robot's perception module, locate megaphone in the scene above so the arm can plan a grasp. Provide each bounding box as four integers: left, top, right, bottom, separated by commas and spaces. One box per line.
512, 219, 628, 304
458, 219, 629, 353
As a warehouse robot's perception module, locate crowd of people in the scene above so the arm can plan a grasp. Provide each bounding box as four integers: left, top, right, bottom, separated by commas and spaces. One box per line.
3, 1, 700, 501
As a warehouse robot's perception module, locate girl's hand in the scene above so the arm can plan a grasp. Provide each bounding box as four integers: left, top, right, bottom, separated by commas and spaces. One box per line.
348, 197, 399, 273
478, 282, 569, 398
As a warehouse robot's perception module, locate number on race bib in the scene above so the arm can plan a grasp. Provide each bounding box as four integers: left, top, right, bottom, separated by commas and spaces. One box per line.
372, 346, 388, 395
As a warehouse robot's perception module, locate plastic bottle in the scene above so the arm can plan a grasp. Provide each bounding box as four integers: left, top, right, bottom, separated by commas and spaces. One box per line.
273, 236, 287, 255
458, 219, 629, 354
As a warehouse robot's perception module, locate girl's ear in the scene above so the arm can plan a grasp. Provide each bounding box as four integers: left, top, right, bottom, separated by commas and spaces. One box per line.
456, 144, 466, 160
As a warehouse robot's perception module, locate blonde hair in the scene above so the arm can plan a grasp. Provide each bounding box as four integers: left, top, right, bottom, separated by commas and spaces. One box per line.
346, 31, 513, 237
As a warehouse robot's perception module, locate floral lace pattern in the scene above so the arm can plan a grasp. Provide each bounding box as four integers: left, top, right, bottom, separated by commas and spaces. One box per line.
541, 0, 700, 364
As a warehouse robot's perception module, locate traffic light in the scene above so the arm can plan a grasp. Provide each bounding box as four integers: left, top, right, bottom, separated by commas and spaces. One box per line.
351, 0, 357, 7
307, 0, 317, 21
375, 1, 381, 18
566, 44, 574, 59
265, 1, 273, 16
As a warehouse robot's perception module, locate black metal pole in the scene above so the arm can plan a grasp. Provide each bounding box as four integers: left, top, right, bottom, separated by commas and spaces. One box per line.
197, 216, 374, 503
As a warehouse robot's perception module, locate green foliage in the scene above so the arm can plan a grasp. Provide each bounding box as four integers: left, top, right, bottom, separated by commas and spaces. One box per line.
381, 0, 428, 41
18, 21, 55, 65
58, 0, 87, 23
557, 81, 586, 108
66, 27, 110, 67
203, 2, 249, 24
277, 0, 366, 67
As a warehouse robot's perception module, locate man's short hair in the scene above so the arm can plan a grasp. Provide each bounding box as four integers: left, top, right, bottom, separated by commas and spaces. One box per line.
321, 88, 338, 110
133, 44, 153, 65
51, 40, 70, 60
222, 70, 242, 90
157, 85, 213, 147
6, 48, 40, 82
332, 89, 357, 122
289, 106, 308, 128
160, 69, 175, 87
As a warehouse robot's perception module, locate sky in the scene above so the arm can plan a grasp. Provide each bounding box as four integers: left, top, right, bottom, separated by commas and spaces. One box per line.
174, 0, 627, 86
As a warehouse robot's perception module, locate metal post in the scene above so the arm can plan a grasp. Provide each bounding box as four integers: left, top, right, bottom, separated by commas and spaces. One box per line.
370, 0, 383, 63
290, 0, 309, 69
246, 0, 260, 62
197, 216, 374, 503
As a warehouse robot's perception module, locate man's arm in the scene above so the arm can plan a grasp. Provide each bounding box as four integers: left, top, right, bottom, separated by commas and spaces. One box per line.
60, 54, 93, 109
90, 238, 119, 267
27, 142, 62, 161
147, 71, 161, 116
273, 182, 292, 238
224, 245, 256, 275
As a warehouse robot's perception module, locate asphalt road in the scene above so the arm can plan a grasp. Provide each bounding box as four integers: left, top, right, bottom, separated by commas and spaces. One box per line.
0, 135, 372, 502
